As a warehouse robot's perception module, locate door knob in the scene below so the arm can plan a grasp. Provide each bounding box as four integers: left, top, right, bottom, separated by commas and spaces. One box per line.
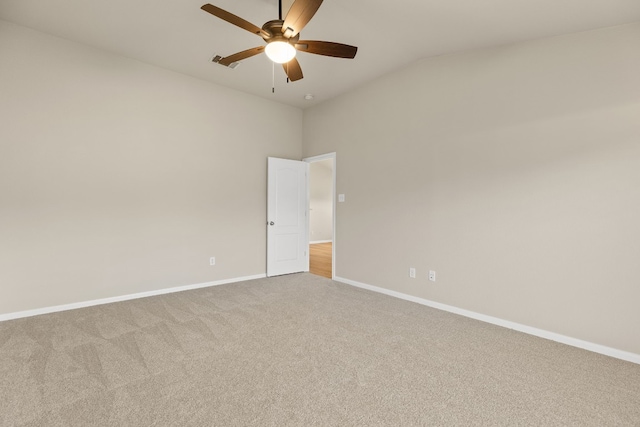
269, 221, 275, 226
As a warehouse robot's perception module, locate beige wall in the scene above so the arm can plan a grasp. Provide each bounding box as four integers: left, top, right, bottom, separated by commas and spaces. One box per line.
303, 23, 640, 355
309, 159, 333, 242
0, 21, 302, 314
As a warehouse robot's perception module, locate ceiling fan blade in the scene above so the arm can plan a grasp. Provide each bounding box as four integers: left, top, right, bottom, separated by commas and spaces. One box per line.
295, 40, 357, 59
219, 46, 265, 66
282, 0, 323, 37
282, 58, 304, 81
201, 4, 267, 37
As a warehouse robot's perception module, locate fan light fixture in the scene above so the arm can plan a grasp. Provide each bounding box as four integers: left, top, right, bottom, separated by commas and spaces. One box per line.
265, 41, 296, 64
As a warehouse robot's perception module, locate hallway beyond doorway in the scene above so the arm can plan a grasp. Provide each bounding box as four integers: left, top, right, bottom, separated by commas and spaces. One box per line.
310, 242, 332, 278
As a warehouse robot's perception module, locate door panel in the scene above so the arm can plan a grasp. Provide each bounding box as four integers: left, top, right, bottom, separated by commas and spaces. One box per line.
267, 157, 309, 277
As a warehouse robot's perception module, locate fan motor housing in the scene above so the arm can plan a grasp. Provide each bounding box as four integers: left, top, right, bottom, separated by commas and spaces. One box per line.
262, 20, 300, 45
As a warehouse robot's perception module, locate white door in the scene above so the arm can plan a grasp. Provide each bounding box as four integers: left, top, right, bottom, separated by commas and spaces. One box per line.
267, 157, 309, 277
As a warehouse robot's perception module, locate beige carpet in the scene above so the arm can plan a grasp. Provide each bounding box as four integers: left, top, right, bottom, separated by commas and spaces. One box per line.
1, 273, 639, 426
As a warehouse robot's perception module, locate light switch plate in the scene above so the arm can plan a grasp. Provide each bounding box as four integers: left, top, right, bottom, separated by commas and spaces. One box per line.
338, 194, 345, 202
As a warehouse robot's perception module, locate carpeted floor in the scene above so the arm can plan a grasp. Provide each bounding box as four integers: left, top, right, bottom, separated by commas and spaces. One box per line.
1, 273, 639, 426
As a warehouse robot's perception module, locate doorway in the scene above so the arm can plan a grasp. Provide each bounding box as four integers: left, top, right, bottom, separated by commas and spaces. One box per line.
304, 153, 336, 279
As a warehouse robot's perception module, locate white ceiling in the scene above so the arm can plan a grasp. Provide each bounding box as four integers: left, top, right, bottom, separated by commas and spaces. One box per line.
1, 0, 639, 109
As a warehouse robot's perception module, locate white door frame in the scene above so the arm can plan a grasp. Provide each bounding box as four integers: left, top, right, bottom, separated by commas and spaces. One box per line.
303, 152, 336, 280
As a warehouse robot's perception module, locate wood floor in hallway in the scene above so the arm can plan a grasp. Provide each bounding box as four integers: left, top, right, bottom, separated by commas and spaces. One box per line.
310, 242, 332, 279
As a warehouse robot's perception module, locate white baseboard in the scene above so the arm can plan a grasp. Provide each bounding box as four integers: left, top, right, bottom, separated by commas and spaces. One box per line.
310, 240, 332, 244
334, 276, 640, 365
0, 274, 266, 322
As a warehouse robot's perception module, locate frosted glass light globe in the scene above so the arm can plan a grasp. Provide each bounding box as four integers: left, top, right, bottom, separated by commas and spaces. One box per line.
265, 41, 296, 64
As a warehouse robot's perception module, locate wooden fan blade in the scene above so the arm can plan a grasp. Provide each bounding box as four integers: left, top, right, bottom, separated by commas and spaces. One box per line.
282, 0, 323, 37
219, 46, 265, 66
282, 58, 304, 81
201, 4, 267, 37
296, 40, 357, 59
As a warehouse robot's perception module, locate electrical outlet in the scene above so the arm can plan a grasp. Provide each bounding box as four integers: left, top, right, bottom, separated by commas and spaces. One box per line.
429, 270, 436, 282
209, 257, 216, 266
409, 268, 416, 278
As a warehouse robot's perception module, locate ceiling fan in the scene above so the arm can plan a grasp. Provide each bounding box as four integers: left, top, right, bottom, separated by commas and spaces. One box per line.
201, 0, 357, 82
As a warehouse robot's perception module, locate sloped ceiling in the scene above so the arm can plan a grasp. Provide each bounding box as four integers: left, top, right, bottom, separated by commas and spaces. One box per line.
1, 0, 639, 108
